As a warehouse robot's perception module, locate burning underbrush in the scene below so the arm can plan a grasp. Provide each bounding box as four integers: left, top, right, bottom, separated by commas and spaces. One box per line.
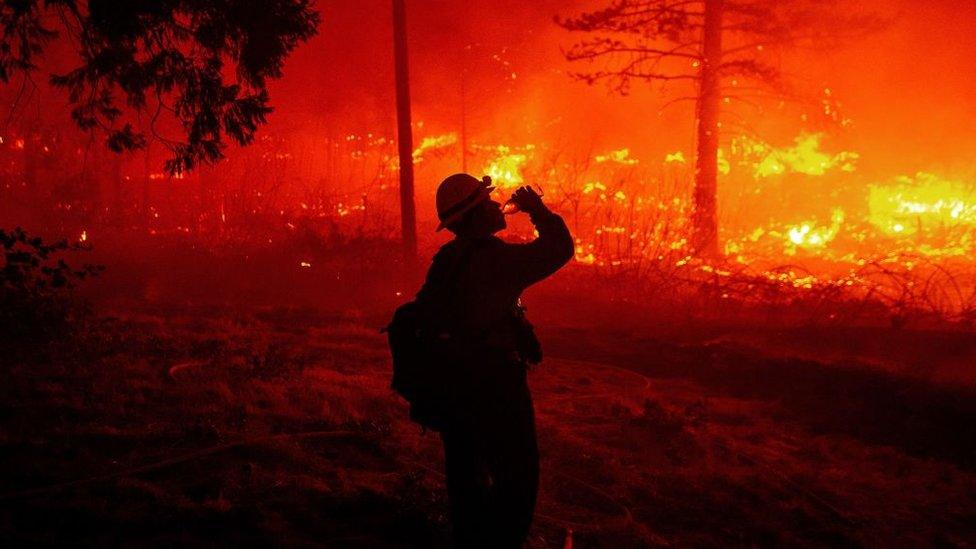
341, 128, 976, 328
5, 125, 976, 329
485, 132, 976, 329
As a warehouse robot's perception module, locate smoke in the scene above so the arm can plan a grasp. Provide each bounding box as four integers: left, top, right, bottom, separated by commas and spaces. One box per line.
259, 0, 974, 186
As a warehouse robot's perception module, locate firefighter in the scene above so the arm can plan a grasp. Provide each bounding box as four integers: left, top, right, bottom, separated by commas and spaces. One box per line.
417, 173, 574, 548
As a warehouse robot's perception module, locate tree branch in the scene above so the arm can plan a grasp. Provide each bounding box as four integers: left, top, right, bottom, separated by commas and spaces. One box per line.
565, 37, 702, 62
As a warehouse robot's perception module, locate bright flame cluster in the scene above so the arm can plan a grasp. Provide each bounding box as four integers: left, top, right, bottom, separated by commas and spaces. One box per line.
412, 133, 458, 164
868, 172, 976, 235
786, 209, 845, 253
730, 133, 858, 179
481, 144, 533, 188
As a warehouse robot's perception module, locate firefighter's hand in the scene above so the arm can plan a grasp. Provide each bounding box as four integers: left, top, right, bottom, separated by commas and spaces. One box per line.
511, 186, 545, 215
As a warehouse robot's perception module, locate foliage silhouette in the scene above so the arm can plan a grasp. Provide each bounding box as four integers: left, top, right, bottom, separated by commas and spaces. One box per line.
0, 227, 102, 342
0, 0, 319, 173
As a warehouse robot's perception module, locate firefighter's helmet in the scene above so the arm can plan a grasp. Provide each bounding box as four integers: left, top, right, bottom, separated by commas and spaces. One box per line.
435, 173, 494, 231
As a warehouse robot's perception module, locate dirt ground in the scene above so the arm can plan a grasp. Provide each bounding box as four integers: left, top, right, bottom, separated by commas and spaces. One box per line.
0, 237, 974, 547
2, 290, 975, 547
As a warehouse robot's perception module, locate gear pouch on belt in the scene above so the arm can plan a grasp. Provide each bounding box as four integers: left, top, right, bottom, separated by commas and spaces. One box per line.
513, 302, 542, 365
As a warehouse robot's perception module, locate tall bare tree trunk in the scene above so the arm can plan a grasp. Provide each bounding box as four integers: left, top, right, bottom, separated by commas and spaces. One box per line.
693, 0, 723, 257
393, 0, 417, 265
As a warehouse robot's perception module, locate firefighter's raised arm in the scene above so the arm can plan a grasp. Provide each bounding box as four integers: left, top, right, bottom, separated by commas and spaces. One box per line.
502, 186, 575, 288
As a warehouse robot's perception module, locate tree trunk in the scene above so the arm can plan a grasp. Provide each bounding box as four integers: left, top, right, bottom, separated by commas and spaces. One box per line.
692, 0, 723, 257
460, 74, 468, 172
23, 133, 38, 218
112, 151, 124, 226
143, 143, 151, 222
393, 0, 417, 265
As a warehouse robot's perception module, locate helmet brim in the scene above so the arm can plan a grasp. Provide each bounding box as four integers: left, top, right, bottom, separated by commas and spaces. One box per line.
436, 186, 495, 231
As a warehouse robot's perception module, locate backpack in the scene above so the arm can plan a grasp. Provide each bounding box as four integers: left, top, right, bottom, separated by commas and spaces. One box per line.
385, 243, 473, 431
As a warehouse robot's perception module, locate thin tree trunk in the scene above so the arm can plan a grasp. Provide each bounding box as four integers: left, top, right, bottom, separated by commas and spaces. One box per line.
393, 0, 417, 265
460, 74, 467, 172
693, 0, 723, 257
112, 151, 123, 226
23, 132, 38, 219
143, 142, 151, 222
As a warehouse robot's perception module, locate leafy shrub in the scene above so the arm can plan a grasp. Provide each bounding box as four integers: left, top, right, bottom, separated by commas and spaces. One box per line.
0, 227, 103, 342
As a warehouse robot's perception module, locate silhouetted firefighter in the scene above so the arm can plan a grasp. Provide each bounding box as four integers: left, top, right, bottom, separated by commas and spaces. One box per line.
387, 173, 573, 547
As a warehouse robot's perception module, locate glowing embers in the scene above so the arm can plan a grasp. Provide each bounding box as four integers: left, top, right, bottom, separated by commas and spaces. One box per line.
574, 239, 597, 265
479, 144, 534, 188
664, 151, 686, 164
149, 172, 186, 180
868, 172, 976, 236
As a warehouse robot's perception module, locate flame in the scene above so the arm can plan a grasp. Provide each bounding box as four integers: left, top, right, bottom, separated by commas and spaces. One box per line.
868, 172, 976, 235
412, 133, 458, 163
482, 144, 533, 188
595, 148, 638, 165
664, 151, 685, 163
575, 249, 596, 264
582, 181, 606, 194
717, 148, 730, 175
785, 209, 845, 253
730, 133, 858, 179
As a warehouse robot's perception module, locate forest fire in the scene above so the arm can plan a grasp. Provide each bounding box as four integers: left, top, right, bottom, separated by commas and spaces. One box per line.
2, 114, 974, 318
2, 0, 976, 546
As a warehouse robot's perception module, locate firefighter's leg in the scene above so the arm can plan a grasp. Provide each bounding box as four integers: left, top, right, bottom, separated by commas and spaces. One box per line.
486, 379, 539, 548
442, 427, 491, 548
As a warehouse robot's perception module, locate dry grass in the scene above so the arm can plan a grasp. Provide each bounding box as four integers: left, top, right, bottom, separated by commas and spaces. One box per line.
2, 304, 975, 546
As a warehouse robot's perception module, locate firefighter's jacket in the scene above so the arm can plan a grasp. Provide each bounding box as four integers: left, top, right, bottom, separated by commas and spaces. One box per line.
416, 206, 574, 359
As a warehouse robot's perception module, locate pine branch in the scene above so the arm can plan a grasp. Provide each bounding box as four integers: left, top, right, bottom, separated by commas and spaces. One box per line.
564, 37, 702, 62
